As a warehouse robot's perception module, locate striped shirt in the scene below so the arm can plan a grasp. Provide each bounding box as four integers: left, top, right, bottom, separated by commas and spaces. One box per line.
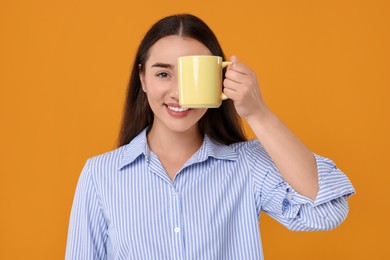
65, 128, 355, 259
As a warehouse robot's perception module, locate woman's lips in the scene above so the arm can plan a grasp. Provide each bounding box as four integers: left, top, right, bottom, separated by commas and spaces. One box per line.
165, 104, 191, 118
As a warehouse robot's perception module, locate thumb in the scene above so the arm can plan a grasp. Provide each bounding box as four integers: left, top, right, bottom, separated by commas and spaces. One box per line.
230, 55, 239, 62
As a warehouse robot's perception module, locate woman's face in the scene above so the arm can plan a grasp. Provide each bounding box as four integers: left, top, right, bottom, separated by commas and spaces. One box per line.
140, 35, 212, 134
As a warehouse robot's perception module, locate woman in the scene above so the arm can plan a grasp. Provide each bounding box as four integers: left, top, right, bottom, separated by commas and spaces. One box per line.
66, 14, 355, 259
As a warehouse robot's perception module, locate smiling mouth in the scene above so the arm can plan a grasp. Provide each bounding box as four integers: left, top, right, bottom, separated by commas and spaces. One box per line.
167, 105, 190, 112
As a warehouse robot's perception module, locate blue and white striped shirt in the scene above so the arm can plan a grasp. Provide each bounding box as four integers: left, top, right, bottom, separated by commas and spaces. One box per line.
66, 128, 355, 259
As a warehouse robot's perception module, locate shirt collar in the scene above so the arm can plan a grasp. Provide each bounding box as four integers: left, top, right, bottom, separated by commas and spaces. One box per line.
118, 128, 238, 170
118, 128, 150, 170
195, 135, 238, 162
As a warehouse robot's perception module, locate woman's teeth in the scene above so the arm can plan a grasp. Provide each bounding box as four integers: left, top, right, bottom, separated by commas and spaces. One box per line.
167, 106, 189, 112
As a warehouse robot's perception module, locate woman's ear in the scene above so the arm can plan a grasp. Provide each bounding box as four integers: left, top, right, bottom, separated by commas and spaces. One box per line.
139, 65, 147, 93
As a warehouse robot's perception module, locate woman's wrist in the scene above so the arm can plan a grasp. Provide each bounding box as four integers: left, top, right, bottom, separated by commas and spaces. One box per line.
244, 105, 276, 134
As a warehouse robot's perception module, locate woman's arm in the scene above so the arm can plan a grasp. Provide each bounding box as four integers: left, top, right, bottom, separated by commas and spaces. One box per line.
223, 56, 318, 200
65, 160, 107, 259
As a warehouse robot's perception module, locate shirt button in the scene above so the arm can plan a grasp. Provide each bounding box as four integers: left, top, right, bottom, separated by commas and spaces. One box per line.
172, 191, 178, 197
282, 198, 290, 213
174, 227, 180, 233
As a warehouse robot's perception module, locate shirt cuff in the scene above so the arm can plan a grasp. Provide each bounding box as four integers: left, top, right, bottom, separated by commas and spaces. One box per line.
281, 154, 356, 218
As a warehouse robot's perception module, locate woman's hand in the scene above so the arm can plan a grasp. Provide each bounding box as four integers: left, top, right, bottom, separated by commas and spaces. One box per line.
223, 55, 268, 121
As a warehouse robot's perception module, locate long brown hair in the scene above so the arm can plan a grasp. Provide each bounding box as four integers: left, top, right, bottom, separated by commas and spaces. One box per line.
118, 14, 247, 146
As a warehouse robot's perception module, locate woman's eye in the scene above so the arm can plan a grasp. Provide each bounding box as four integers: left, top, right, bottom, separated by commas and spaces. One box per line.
155, 72, 170, 78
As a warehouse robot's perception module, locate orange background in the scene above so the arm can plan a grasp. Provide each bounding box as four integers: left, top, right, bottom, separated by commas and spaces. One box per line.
0, 0, 389, 259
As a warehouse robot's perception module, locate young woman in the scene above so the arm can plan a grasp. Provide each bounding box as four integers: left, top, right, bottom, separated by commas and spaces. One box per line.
66, 14, 355, 259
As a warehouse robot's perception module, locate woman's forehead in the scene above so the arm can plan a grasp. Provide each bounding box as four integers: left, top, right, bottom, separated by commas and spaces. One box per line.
145, 36, 211, 66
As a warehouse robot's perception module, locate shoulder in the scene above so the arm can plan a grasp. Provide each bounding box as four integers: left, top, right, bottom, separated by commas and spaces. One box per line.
77, 145, 131, 193
86, 129, 148, 172
229, 139, 262, 150
229, 139, 268, 157
73, 145, 130, 200
86, 145, 128, 171
228, 139, 275, 169
78, 146, 127, 185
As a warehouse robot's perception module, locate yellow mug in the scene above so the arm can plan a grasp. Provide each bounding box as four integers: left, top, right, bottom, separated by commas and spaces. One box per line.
178, 55, 231, 108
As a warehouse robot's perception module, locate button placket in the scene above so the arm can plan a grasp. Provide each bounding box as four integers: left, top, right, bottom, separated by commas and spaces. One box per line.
171, 187, 183, 259
172, 189, 180, 233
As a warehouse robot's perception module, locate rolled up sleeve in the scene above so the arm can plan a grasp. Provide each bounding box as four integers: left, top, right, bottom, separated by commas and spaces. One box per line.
258, 153, 355, 231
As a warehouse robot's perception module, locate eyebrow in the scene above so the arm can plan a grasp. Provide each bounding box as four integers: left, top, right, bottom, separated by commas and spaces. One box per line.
151, 63, 174, 69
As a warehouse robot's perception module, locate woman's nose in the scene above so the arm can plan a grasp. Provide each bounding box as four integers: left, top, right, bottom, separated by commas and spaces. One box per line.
170, 78, 179, 100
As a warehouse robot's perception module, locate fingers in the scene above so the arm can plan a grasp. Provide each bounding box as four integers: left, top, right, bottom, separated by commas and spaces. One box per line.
223, 55, 259, 98
223, 55, 264, 119
223, 77, 239, 92
225, 58, 256, 86
225, 69, 254, 85
222, 84, 237, 99
227, 55, 253, 75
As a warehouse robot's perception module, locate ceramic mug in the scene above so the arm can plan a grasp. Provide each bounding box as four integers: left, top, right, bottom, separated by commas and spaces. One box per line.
178, 55, 231, 108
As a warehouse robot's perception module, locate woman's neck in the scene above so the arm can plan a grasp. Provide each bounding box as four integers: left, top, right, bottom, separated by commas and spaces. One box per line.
146, 124, 204, 180
147, 124, 204, 157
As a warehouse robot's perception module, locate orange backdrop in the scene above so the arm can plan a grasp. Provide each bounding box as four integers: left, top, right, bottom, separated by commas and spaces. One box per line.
1, 0, 389, 259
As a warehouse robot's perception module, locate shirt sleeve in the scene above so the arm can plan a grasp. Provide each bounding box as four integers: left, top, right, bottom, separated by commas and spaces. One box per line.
248, 141, 356, 231
65, 160, 108, 259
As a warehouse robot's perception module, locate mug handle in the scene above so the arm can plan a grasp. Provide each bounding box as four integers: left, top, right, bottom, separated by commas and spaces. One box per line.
221, 61, 232, 100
